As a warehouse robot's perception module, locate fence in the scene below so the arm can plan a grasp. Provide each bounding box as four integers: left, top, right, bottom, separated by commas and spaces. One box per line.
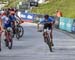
55, 17, 75, 32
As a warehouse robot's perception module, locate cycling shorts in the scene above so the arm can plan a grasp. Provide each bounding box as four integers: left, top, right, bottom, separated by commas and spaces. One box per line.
44, 23, 52, 30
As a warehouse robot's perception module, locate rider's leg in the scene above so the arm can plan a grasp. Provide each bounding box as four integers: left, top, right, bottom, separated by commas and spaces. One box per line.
43, 24, 48, 42
50, 29, 53, 42
50, 29, 54, 46
43, 29, 48, 42
3, 25, 6, 40
48, 24, 54, 46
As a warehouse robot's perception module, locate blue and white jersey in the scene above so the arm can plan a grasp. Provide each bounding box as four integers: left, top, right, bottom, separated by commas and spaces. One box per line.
1, 16, 9, 24
8, 15, 20, 22
1, 15, 11, 28
8, 15, 16, 21
39, 17, 54, 24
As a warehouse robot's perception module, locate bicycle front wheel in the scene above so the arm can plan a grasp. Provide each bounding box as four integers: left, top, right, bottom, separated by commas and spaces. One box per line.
18, 26, 24, 37
8, 39, 13, 49
6, 31, 13, 49
16, 26, 24, 39
47, 37, 52, 52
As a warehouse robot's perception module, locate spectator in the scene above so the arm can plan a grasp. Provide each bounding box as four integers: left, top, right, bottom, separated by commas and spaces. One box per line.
56, 9, 62, 17
55, 9, 63, 28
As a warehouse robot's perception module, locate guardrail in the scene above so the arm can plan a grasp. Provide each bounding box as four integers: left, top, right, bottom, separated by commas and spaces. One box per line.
55, 17, 75, 33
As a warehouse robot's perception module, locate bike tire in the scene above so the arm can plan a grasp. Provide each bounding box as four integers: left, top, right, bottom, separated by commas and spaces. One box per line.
47, 37, 52, 52
5, 39, 8, 47
16, 26, 24, 39
18, 26, 24, 37
8, 39, 12, 49
16, 28, 20, 39
6, 31, 13, 49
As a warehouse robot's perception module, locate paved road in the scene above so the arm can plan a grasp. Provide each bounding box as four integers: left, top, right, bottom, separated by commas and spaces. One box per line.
0, 23, 75, 60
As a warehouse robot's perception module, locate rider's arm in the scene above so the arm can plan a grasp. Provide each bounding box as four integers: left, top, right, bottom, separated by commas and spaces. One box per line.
15, 15, 21, 21
38, 18, 45, 24
0, 19, 2, 31
0, 16, 5, 31
48, 17, 55, 24
15, 14, 24, 23
0, 18, 2, 25
37, 18, 45, 31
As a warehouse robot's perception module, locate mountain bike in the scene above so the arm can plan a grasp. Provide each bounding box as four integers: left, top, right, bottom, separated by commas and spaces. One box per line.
43, 29, 53, 52
15, 20, 24, 39
12, 20, 24, 39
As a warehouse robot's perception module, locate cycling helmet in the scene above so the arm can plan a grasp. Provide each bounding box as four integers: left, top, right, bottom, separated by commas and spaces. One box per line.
44, 14, 49, 19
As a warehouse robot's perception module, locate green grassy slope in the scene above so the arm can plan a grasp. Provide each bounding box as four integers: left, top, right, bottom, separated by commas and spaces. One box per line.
3, 0, 26, 8
31, 0, 75, 18
4, 0, 20, 8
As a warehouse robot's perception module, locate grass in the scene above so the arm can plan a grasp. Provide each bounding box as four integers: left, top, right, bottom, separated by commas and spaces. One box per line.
3, 0, 21, 8
3, 0, 27, 9
3, 0, 75, 18
31, 0, 75, 18
0, 0, 7, 2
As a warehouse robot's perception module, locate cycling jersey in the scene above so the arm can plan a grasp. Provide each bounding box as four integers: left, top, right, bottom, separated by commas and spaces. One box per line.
39, 17, 54, 30
40, 17, 54, 24
9, 15, 16, 21
8, 14, 20, 22
1, 15, 11, 28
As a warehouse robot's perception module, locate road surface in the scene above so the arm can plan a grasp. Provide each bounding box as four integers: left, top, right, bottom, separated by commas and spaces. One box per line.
0, 22, 75, 60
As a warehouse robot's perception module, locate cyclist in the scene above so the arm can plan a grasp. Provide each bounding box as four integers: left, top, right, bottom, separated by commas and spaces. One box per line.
39, 14, 55, 46
8, 8, 22, 34
0, 11, 12, 41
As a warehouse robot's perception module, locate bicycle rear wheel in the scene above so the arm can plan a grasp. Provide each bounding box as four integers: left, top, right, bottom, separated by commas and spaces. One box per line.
7, 39, 13, 49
